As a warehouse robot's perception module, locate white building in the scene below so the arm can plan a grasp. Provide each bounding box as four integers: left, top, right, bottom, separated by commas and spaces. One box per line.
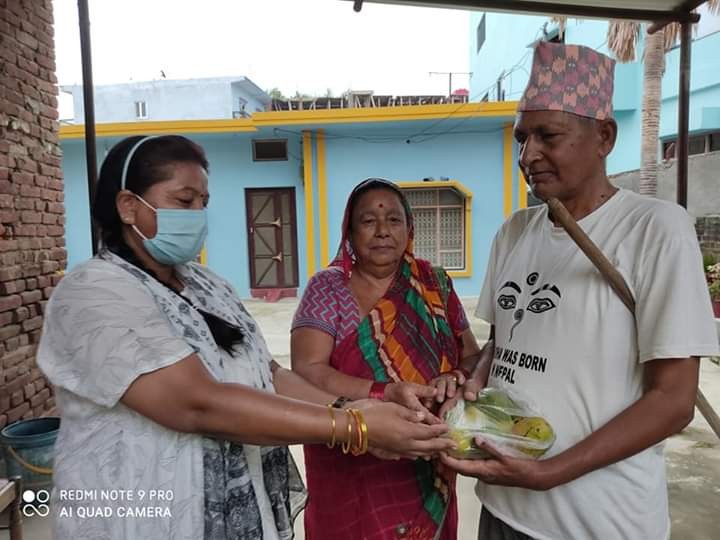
62, 76, 271, 123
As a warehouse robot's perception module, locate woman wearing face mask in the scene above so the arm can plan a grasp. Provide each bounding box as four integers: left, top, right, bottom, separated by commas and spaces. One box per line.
37, 135, 454, 540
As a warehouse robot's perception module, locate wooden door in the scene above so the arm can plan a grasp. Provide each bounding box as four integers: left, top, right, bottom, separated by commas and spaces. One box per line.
246, 188, 299, 289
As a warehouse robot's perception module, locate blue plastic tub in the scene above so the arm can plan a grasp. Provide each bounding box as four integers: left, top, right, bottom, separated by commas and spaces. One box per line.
0, 417, 59, 490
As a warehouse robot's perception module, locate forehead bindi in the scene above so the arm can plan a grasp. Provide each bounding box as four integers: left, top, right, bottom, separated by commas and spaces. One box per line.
356, 189, 401, 208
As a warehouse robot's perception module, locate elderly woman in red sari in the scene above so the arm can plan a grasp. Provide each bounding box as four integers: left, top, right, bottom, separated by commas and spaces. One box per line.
291, 178, 483, 540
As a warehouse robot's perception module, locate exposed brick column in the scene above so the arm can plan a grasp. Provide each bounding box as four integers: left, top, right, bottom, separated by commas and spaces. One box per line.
1, 0, 66, 428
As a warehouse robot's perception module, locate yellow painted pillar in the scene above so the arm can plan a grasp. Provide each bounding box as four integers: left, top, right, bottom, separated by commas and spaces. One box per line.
503, 123, 514, 218
302, 131, 316, 277
317, 130, 329, 267
518, 168, 528, 209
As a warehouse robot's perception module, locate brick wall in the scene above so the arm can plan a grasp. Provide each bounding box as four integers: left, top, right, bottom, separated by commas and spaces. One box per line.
697, 215, 720, 258
0, 0, 65, 428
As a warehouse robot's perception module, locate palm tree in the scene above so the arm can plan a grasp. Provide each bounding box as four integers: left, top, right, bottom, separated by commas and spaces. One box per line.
608, 21, 665, 197
555, 1, 719, 197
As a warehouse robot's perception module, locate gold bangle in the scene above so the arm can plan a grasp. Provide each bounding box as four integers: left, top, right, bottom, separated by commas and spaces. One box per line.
350, 409, 363, 456
326, 404, 337, 449
351, 409, 369, 456
341, 409, 354, 454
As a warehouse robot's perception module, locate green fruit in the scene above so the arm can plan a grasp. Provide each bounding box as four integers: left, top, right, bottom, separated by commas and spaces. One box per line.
464, 403, 514, 433
475, 388, 518, 411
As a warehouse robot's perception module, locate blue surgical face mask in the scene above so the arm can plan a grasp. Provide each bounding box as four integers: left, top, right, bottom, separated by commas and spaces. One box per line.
133, 195, 208, 265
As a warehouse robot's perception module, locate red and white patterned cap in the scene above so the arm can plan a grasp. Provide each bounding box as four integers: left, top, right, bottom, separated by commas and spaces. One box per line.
518, 41, 615, 120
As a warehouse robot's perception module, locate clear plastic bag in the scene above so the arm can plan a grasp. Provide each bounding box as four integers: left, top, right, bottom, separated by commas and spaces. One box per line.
445, 387, 556, 460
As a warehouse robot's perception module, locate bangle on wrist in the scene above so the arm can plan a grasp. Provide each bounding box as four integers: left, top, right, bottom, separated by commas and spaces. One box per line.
349, 409, 369, 456
341, 409, 354, 454
326, 405, 337, 449
368, 382, 388, 400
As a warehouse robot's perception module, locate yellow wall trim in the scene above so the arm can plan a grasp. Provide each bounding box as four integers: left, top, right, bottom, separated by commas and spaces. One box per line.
302, 131, 316, 278
396, 180, 473, 278
59, 118, 257, 139
60, 101, 519, 139
503, 123, 514, 218
316, 131, 330, 267
253, 101, 518, 126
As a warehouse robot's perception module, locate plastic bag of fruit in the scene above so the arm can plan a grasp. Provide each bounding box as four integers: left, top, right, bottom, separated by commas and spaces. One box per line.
444, 387, 556, 460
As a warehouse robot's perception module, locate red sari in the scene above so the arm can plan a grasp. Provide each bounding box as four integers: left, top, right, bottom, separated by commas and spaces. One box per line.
302, 180, 466, 540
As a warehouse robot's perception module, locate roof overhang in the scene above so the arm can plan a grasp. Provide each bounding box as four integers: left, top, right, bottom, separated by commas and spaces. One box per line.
58, 101, 518, 139
349, 1, 705, 22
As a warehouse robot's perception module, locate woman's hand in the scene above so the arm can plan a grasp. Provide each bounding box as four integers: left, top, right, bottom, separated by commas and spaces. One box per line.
424, 370, 467, 408
435, 371, 488, 420
439, 436, 557, 491
383, 381, 439, 420
352, 399, 456, 458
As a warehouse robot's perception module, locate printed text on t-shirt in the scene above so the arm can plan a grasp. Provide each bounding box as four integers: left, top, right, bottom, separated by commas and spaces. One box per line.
491, 346, 549, 384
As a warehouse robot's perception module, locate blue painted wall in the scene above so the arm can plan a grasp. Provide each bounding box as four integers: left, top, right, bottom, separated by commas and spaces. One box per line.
469, 12, 548, 102
62, 140, 94, 269
322, 122, 508, 297
661, 31, 720, 138
469, 13, 720, 174
193, 132, 306, 296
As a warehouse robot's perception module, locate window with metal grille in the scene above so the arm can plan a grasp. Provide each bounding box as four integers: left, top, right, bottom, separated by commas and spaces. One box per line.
403, 187, 466, 270
662, 130, 720, 158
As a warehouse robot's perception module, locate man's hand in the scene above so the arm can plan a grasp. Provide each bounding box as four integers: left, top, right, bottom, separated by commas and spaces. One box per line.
440, 436, 557, 491
461, 374, 487, 402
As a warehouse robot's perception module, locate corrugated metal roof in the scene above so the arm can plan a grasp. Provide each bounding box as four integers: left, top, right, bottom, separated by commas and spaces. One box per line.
354, 1, 706, 22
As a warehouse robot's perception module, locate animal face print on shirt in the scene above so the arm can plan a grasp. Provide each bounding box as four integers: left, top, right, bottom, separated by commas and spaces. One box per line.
497, 272, 562, 341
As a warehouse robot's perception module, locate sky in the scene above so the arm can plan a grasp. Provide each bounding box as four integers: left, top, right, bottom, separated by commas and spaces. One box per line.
53, 0, 472, 118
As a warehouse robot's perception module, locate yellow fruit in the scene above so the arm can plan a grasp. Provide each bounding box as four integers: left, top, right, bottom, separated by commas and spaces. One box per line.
512, 416, 553, 440
512, 416, 555, 457
450, 430, 473, 453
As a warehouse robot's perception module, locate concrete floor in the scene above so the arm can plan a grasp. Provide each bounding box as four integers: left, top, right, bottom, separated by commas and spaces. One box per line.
4, 298, 719, 539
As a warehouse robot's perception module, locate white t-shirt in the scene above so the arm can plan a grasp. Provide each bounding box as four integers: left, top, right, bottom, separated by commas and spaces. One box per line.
474, 189, 719, 540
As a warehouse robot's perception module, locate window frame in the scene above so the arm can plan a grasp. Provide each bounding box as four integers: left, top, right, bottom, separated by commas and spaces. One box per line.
397, 180, 473, 277
662, 130, 720, 158
134, 100, 147, 120
252, 139, 289, 162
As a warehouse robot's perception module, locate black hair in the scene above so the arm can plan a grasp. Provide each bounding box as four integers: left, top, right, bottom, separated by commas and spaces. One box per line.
93, 135, 244, 354
347, 178, 412, 232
